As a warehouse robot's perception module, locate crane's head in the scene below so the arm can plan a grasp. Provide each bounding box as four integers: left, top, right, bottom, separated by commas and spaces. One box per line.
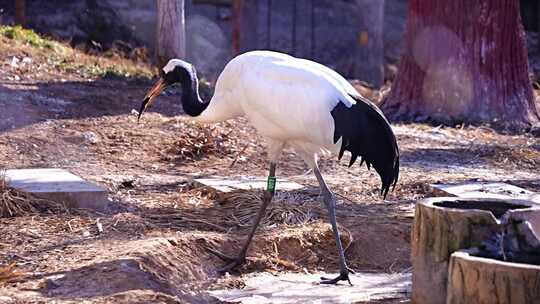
137, 59, 196, 121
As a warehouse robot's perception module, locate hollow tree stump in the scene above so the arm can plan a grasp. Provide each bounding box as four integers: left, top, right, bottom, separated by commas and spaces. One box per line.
447, 250, 540, 304
411, 197, 534, 304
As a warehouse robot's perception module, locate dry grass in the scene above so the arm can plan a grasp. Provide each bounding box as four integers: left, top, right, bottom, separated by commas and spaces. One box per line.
0, 171, 67, 218
0, 262, 24, 286
160, 120, 255, 162
476, 145, 540, 169
218, 190, 321, 227
146, 189, 321, 232
162, 127, 233, 161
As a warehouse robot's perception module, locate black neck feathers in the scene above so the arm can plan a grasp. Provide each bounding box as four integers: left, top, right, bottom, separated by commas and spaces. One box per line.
180, 69, 209, 117
167, 65, 209, 117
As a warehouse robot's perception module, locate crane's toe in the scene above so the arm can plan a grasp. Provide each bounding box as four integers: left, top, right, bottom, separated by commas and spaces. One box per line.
216, 258, 246, 274
320, 267, 354, 285
204, 246, 246, 273
205, 246, 236, 262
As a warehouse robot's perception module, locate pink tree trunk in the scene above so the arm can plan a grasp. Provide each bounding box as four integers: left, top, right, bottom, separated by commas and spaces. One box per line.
381, 0, 540, 131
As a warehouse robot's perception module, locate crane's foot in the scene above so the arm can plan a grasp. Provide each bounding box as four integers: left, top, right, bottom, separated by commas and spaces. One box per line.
320, 267, 355, 285
205, 246, 246, 274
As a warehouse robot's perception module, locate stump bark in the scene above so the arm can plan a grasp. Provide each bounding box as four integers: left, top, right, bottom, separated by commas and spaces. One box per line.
411, 197, 533, 304
447, 250, 540, 304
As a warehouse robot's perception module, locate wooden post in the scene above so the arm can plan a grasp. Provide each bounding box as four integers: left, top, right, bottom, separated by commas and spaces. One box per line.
411, 197, 534, 304
447, 250, 540, 304
538, 0, 540, 52
14, 0, 25, 27
291, 0, 296, 55
310, 0, 315, 58
233, 0, 259, 54
266, 0, 272, 49
232, 0, 241, 54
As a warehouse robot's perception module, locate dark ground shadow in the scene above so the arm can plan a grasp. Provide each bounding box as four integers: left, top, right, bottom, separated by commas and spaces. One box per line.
400, 147, 483, 168
25, 258, 212, 302
0, 77, 189, 131
400, 144, 540, 170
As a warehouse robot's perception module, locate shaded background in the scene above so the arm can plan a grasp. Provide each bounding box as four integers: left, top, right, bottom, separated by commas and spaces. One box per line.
0, 0, 539, 83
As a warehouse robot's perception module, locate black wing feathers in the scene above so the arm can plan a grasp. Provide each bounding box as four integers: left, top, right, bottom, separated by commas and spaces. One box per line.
331, 95, 400, 199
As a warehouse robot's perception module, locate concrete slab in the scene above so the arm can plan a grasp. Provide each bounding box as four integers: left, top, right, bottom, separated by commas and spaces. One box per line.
193, 176, 304, 193
5, 168, 108, 211
209, 271, 411, 304
430, 181, 537, 201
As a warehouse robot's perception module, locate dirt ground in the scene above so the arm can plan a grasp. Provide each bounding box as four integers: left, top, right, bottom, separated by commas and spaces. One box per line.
0, 31, 539, 304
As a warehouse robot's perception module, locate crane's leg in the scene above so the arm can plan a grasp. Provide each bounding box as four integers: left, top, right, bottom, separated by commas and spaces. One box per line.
206, 162, 277, 273
314, 166, 354, 285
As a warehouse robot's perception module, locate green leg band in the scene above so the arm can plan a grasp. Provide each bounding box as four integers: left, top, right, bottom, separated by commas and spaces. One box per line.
267, 176, 276, 193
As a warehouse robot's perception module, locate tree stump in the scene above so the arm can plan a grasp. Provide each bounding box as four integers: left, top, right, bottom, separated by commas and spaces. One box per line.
447, 250, 540, 304
411, 197, 535, 304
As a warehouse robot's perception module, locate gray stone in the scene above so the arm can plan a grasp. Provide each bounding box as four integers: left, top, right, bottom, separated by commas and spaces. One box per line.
5, 168, 108, 211
209, 271, 411, 304
430, 181, 536, 201
193, 176, 304, 193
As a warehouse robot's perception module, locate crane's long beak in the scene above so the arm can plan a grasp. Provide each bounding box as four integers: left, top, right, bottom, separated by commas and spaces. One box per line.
138, 78, 166, 122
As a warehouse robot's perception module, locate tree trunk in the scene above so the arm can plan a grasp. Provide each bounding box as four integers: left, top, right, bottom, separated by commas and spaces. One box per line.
14, 0, 25, 27
354, 0, 384, 88
156, 0, 186, 68
447, 250, 540, 304
381, 0, 540, 131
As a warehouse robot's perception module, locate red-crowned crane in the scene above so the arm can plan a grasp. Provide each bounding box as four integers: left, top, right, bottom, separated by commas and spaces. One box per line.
138, 50, 400, 285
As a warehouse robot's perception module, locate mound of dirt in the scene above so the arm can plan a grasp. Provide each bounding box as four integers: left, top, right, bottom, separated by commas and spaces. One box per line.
25, 237, 216, 302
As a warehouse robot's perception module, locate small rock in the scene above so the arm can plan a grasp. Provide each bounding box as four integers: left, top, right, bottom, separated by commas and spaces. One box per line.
0, 296, 14, 303
96, 218, 104, 234
20, 228, 41, 239
22, 57, 32, 64
10, 56, 19, 68
83, 131, 100, 144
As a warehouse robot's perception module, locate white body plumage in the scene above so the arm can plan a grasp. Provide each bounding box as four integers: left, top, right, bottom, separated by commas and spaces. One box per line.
192, 51, 360, 166
152, 50, 398, 196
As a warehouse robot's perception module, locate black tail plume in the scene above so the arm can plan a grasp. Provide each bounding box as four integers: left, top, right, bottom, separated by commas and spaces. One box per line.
331, 95, 400, 199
